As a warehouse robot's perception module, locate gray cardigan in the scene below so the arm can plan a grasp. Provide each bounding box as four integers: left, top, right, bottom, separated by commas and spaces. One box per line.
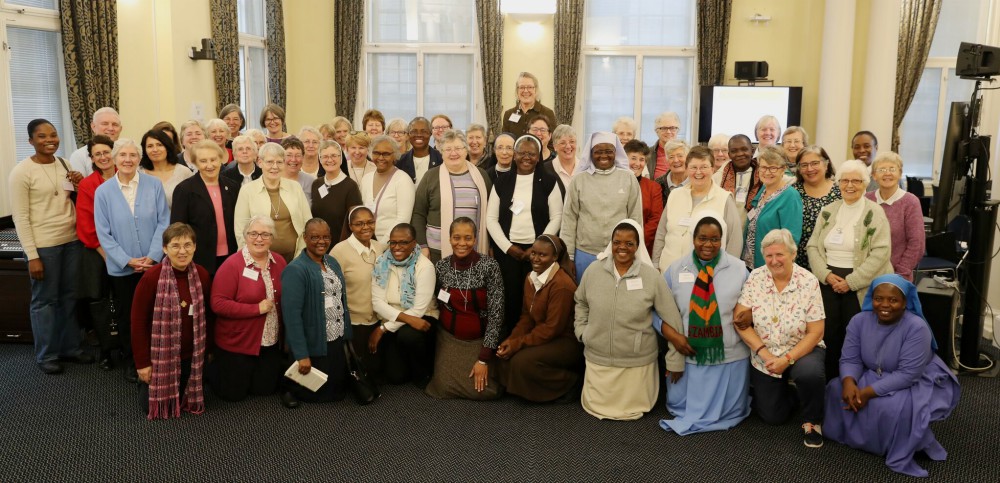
806, 197, 893, 304
561, 169, 642, 258
574, 256, 683, 371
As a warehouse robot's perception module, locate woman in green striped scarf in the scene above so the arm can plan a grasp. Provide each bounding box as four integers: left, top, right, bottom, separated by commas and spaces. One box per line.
656, 215, 751, 435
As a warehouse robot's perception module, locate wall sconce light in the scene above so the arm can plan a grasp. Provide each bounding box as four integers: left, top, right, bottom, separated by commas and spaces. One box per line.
189, 38, 215, 61
502, 0, 556, 21
749, 13, 772, 24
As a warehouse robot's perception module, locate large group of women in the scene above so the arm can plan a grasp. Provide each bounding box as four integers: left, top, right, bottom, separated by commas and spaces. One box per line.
9, 72, 959, 477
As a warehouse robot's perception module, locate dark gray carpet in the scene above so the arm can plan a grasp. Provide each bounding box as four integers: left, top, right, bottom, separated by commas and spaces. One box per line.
1, 342, 997, 482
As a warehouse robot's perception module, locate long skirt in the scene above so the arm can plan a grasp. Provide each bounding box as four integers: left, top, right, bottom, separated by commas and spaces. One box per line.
823, 356, 960, 478
497, 336, 582, 402
581, 359, 658, 420
424, 329, 502, 400
659, 358, 750, 435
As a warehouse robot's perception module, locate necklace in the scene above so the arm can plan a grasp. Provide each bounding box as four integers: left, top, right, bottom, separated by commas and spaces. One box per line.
34, 156, 61, 196
269, 191, 283, 220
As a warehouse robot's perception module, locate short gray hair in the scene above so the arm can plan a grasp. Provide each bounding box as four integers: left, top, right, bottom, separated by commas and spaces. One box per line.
232, 134, 256, 151
783, 126, 809, 144
760, 228, 797, 258
756, 145, 789, 168
319, 139, 343, 157
871, 151, 903, 172
369, 134, 400, 158
708, 133, 730, 150
111, 137, 141, 160
204, 118, 228, 133
466, 123, 487, 137
258, 142, 285, 161
655, 111, 681, 126
755, 115, 781, 138
439, 129, 469, 151
386, 117, 407, 133
837, 159, 871, 186
664, 140, 689, 156
551, 124, 576, 144
92, 107, 121, 124
612, 116, 637, 134
179, 119, 205, 138
244, 215, 276, 237
298, 125, 322, 141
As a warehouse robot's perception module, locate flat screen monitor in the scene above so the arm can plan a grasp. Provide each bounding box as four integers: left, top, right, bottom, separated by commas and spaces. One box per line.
698, 86, 803, 143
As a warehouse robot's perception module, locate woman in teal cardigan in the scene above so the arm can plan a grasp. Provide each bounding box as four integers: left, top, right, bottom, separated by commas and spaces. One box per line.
742, 146, 803, 269
281, 218, 353, 404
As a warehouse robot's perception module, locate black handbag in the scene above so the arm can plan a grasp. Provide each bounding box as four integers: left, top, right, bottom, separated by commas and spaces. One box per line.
89, 292, 120, 351
343, 342, 379, 405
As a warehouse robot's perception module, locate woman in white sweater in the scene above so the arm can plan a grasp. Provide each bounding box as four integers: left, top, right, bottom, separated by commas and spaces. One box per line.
359, 135, 415, 242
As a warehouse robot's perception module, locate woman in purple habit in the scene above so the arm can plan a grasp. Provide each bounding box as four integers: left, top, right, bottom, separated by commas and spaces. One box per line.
823, 274, 960, 478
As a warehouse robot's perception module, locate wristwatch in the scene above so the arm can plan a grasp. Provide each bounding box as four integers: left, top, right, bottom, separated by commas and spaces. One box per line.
785, 353, 796, 365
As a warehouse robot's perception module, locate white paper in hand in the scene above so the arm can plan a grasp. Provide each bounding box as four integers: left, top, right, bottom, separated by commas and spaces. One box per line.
284, 362, 329, 392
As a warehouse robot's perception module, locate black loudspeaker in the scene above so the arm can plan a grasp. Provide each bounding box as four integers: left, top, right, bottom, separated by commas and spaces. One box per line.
956, 42, 1000, 78
735, 61, 769, 80
917, 277, 958, 365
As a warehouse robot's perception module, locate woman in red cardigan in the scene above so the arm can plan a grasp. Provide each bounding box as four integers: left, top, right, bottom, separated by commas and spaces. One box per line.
624, 140, 663, 255
210, 215, 289, 404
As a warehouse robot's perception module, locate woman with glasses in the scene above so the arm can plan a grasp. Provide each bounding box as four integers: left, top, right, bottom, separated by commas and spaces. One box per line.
386, 118, 411, 153
782, 127, 809, 174
331, 207, 387, 377
412, 129, 492, 263
707, 133, 730, 173
527, 114, 556, 163
260, 104, 290, 143
311, 140, 362, 244
807, 159, 893, 380
369, 223, 439, 388
485, 133, 515, 183
234, 142, 312, 264
864, 152, 924, 281
793, 146, 840, 271
742, 146, 803, 270
501, 71, 557, 139
648, 112, 682, 179
170, 140, 240, 276
279, 137, 317, 204
360, 135, 415, 242
297, 126, 324, 178
550, 125, 579, 188
430, 115, 453, 148
211, 216, 288, 404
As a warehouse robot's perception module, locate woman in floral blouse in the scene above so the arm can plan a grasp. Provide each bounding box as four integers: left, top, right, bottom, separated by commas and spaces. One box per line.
792, 146, 841, 270
734, 228, 827, 448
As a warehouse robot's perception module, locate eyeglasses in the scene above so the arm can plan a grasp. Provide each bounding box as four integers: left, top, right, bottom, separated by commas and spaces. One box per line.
517, 85, 536, 91
529, 127, 549, 134
350, 220, 376, 228
783, 139, 804, 146
319, 154, 341, 161
261, 160, 285, 167
441, 147, 465, 154
431, 126, 451, 132
695, 236, 722, 245
687, 165, 712, 172
389, 130, 406, 136
387, 239, 415, 247
758, 165, 785, 174
166, 242, 195, 252
308, 235, 332, 242
247, 231, 274, 240
264, 117, 282, 124
839, 179, 865, 186
655, 126, 680, 132
875, 167, 899, 174
798, 160, 824, 170
371, 150, 395, 159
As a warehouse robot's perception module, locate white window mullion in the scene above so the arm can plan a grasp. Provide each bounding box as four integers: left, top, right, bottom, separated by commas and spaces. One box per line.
633, 54, 644, 134
416, 50, 425, 116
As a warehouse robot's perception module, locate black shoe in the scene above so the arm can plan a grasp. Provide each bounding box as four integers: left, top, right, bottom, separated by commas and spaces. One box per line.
62, 352, 95, 364
803, 423, 824, 448
98, 356, 114, 371
414, 375, 432, 391
38, 361, 64, 375
280, 391, 300, 409
124, 363, 138, 383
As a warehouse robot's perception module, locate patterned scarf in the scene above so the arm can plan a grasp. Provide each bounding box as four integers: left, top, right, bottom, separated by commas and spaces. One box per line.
688, 252, 725, 365
148, 262, 207, 420
719, 159, 761, 211
373, 249, 419, 309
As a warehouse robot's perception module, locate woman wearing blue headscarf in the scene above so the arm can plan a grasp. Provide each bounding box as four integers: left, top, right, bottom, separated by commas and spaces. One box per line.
823, 274, 960, 478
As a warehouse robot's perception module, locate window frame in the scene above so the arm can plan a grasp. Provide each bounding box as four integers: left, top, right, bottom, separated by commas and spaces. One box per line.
575, 1, 698, 143
237, 0, 268, 126
358, 0, 484, 129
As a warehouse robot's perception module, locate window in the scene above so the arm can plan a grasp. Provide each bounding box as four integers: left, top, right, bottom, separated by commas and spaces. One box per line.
362, 0, 481, 129
238, 0, 268, 125
580, 0, 696, 142
898, 0, 987, 179
0, 2, 74, 166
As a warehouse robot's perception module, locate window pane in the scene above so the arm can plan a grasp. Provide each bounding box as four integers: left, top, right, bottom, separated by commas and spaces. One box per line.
929, 0, 984, 58
899, 69, 941, 178
368, 53, 418, 123
6, 0, 56, 10
369, 0, 475, 43
585, 0, 694, 47
246, 46, 268, 127
238, 0, 265, 37
424, 54, 474, 129
8, 26, 71, 160
641, 57, 693, 142
584, 56, 636, 137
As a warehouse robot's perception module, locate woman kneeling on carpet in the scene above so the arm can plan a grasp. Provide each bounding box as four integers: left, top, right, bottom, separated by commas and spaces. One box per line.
823, 275, 960, 478
131, 223, 211, 420
574, 219, 687, 420
496, 234, 583, 403
280, 218, 352, 404
657, 215, 750, 434
425, 217, 505, 399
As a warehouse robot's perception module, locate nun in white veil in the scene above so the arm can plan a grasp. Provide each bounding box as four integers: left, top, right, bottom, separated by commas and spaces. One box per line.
560, 132, 643, 282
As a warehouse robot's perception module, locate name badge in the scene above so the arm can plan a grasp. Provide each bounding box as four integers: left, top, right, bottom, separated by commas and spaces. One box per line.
678, 217, 693, 227
318, 185, 330, 199
63, 180, 76, 192
508, 112, 521, 123
626, 278, 643, 291
242, 267, 259, 281
510, 200, 525, 215
736, 189, 748, 203
678, 272, 695, 283
438, 289, 451, 303
828, 232, 845, 245
747, 209, 758, 221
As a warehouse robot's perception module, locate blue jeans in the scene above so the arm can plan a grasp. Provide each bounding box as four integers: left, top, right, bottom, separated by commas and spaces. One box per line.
28, 240, 83, 363
574, 250, 598, 284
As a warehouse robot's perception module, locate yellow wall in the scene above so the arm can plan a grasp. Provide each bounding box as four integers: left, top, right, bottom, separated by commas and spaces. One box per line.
848, 0, 872, 142
283, 0, 337, 130
500, 16, 556, 127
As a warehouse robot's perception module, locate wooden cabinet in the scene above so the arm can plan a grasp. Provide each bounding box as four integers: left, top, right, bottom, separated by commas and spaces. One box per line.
0, 259, 33, 343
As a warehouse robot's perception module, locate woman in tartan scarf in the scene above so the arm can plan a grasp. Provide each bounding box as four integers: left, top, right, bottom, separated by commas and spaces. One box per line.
131, 223, 211, 420
656, 215, 751, 435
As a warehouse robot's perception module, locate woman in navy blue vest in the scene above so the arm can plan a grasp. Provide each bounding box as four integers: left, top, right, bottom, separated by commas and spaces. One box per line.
486, 134, 564, 336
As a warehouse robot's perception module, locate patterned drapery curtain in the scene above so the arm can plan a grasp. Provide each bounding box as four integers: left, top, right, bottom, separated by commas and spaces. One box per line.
893, 0, 943, 151
265, 0, 287, 109
335, 1, 364, 119
476, 0, 504, 136
59, 0, 119, 146
696, 0, 732, 86
210, 0, 240, 113
553, 0, 584, 125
